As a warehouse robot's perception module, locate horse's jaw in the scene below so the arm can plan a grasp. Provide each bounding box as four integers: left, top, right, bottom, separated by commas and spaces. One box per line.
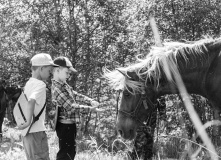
119, 129, 137, 140
117, 117, 137, 140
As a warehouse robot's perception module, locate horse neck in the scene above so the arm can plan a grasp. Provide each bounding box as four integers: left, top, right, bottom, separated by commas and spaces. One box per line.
156, 42, 221, 98
156, 66, 212, 98
157, 80, 204, 97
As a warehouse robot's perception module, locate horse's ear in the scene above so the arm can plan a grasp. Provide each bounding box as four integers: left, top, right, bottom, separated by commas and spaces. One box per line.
127, 71, 139, 81
206, 39, 221, 51
116, 68, 128, 78
116, 68, 139, 81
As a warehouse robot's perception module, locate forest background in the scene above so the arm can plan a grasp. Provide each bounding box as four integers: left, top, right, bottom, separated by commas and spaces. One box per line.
1, 0, 221, 159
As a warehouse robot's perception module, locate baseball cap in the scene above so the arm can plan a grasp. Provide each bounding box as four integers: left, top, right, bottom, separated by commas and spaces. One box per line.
31, 53, 58, 66
53, 56, 77, 73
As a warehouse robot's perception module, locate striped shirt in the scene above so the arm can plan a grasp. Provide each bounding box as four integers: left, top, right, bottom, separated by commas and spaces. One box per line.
51, 79, 94, 123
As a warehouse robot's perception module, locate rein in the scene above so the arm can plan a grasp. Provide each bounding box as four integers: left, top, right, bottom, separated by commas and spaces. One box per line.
118, 93, 157, 126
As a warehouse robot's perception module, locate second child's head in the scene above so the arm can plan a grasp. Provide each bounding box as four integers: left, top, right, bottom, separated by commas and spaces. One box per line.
53, 57, 77, 83
31, 53, 58, 81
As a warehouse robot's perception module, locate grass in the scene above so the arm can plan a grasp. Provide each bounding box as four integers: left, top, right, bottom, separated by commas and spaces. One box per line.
1, 119, 221, 160
0, 124, 127, 160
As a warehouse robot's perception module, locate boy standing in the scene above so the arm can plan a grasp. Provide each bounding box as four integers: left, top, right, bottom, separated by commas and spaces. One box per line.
51, 56, 101, 160
17, 53, 58, 160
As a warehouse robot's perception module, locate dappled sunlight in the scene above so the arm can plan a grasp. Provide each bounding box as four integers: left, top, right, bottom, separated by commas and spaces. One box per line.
1, 0, 221, 160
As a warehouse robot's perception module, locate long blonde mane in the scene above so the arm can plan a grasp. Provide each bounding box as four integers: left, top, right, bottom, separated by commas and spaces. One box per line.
104, 38, 215, 93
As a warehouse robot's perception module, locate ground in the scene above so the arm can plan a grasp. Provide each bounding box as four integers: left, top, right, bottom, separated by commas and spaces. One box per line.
0, 124, 127, 160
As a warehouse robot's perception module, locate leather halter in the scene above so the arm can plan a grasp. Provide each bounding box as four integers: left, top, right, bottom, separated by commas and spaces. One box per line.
118, 93, 156, 126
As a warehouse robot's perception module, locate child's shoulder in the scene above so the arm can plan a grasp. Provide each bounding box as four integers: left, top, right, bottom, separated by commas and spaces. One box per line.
25, 78, 46, 88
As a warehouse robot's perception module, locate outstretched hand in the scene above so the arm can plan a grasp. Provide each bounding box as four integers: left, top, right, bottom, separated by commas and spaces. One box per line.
95, 108, 105, 112
91, 100, 99, 107
16, 123, 29, 130
90, 100, 105, 112
90, 106, 104, 112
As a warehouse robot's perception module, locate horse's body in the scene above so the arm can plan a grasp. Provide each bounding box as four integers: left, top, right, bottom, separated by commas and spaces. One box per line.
5, 86, 22, 125
0, 85, 8, 141
104, 38, 221, 140
0, 83, 21, 141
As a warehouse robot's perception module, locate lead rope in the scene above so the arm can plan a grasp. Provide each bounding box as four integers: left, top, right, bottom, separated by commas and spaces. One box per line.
156, 104, 160, 149
116, 90, 121, 119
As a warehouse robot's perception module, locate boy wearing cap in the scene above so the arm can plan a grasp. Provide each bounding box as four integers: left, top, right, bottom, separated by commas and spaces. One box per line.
51, 56, 101, 160
17, 53, 58, 160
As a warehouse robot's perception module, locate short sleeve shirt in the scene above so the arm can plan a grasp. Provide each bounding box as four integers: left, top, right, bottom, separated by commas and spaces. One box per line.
24, 78, 46, 133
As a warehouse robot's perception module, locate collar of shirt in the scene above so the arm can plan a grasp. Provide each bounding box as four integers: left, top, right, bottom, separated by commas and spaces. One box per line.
52, 79, 73, 99
52, 79, 68, 88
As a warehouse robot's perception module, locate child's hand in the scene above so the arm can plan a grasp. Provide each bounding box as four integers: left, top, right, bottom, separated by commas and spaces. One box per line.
90, 106, 97, 112
90, 106, 104, 113
95, 108, 105, 113
48, 110, 55, 118
17, 123, 29, 130
91, 100, 99, 107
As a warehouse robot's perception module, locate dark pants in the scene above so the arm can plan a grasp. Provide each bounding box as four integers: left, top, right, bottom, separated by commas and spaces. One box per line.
56, 122, 77, 160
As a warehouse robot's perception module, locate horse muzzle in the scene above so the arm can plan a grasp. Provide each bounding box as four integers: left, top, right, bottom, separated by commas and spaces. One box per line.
117, 116, 137, 140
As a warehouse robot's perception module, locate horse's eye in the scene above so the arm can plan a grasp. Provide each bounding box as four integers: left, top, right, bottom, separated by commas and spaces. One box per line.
123, 91, 130, 97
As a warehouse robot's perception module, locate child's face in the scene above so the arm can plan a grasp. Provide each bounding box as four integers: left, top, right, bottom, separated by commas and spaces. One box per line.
56, 67, 71, 83
40, 66, 53, 80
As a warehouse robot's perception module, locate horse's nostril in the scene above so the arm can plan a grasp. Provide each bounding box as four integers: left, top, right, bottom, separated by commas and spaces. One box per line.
118, 130, 123, 136
129, 129, 134, 136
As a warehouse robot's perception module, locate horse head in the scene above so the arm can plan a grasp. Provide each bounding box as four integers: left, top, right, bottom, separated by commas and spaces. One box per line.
105, 38, 221, 143
116, 68, 157, 140
6, 85, 22, 102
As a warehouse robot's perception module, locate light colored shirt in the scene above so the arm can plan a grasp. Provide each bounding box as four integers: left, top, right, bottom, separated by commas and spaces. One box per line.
24, 78, 46, 133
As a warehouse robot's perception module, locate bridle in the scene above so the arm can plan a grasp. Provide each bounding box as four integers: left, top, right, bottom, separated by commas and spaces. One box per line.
118, 92, 157, 126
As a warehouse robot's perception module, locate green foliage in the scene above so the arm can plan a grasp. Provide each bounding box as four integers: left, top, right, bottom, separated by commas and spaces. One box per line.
154, 0, 221, 40
1, 0, 221, 159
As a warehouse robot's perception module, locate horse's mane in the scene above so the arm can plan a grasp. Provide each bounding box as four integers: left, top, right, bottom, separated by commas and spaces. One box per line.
104, 38, 217, 93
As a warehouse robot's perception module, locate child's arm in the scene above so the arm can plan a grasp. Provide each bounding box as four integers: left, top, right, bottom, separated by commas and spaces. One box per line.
72, 103, 103, 113
17, 99, 35, 130
71, 103, 90, 114
72, 90, 96, 105
72, 90, 103, 112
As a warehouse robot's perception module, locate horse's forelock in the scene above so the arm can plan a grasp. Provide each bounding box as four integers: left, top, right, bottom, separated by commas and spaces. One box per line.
125, 79, 145, 94
103, 69, 126, 90
103, 68, 145, 94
